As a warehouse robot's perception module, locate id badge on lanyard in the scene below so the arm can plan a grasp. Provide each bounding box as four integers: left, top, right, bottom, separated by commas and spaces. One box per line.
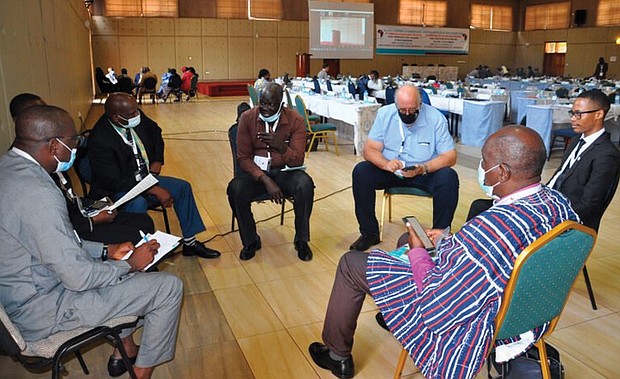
253, 118, 279, 171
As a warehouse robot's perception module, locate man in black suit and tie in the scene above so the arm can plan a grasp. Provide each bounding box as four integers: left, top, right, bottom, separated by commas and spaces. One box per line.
467, 90, 620, 231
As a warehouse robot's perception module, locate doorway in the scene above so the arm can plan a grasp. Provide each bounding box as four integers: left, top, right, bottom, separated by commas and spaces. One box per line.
543, 42, 566, 77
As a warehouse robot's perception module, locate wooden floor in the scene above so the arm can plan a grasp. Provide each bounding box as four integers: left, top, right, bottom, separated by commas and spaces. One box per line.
2, 96, 620, 378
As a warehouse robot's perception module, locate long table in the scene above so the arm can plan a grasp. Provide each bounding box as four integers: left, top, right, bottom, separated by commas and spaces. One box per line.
288, 91, 381, 156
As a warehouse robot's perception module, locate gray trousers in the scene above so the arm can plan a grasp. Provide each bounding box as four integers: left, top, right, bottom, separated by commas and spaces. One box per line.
53, 272, 183, 368
321, 251, 370, 357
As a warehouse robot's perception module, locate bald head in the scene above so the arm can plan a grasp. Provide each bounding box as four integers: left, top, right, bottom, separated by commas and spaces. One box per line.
483, 125, 546, 184
105, 92, 139, 119
394, 85, 421, 110
15, 105, 74, 145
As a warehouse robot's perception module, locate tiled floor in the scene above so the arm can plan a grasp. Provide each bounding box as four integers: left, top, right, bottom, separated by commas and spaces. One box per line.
2, 97, 619, 378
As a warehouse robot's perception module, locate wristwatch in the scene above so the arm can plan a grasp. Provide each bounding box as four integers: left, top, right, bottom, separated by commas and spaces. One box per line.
101, 244, 109, 261
422, 163, 429, 175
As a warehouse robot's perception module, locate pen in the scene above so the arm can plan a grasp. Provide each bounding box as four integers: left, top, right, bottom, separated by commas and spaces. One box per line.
139, 230, 149, 243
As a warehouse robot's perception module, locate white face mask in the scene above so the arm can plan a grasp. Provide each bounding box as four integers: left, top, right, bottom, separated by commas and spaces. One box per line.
477, 159, 500, 199
119, 114, 141, 128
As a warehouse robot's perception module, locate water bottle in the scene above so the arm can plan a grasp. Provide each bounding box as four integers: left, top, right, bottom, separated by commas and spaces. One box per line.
363, 91, 368, 103
615, 93, 620, 105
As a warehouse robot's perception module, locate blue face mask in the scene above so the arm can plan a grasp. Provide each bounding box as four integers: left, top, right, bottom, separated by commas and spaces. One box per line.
259, 102, 283, 123
477, 159, 500, 199
54, 138, 77, 173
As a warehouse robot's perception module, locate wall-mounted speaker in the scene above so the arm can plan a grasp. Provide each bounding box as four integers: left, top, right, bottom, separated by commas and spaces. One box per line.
574, 9, 587, 26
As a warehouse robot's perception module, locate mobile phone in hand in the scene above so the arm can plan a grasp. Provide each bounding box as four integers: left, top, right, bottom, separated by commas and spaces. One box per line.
402, 216, 435, 251
402, 165, 419, 171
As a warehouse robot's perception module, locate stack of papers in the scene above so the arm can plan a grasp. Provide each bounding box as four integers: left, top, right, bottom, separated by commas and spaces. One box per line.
121, 230, 181, 271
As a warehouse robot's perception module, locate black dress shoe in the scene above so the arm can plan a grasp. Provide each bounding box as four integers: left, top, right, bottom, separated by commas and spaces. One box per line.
375, 311, 389, 331
239, 238, 262, 261
182, 242, 221, 259
349, 234, 380, 251
107, 353, 137, 377
295, 241, 313, 261
308, 342, 354, 379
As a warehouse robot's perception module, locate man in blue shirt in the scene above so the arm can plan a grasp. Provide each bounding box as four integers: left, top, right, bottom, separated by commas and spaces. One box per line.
350, 85, 459, 251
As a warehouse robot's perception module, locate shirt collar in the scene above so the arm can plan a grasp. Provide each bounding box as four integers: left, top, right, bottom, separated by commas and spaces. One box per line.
495, 183, 542, 206
580, 128, 605, 145
11, 147, 40, 166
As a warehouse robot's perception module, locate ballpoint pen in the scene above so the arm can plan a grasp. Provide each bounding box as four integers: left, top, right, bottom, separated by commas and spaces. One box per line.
139, 230, 149, 243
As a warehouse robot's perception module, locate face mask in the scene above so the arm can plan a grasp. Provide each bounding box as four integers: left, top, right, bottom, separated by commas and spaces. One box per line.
398, 110, 419, 125
54, 138, 77, 173
119, 114, 141, 128
477, 159, 500, 199
259, 102, 283, 123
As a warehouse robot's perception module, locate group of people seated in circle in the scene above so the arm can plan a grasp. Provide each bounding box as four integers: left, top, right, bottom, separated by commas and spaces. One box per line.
95, 66, 198, 102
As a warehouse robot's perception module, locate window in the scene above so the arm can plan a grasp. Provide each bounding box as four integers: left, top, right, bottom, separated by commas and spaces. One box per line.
105, 0, 177, 17
249, 0, 283, 20
545, 41, 567, 53
524, 2, 571, 30
597, 0, 620, 26
217, 0, 246, 19
470, 4, 513, 31
399, 1, 447, 26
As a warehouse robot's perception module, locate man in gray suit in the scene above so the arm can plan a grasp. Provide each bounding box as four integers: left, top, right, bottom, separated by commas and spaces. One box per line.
0, 105, 183, 379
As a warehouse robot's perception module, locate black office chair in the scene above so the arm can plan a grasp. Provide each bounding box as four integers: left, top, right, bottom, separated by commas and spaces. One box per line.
117, 76, 133, 94
0, 302, 138, 379
74, 130, 171, 234
228, 110, 288, 231
138, 77, 157, 105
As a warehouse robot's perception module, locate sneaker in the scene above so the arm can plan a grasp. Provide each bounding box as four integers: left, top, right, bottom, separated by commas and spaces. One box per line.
349, 234, 380, 251
182, 242, 221, 259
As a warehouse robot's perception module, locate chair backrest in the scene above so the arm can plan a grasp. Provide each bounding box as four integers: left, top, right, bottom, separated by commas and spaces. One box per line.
419, 88, 431, 105
326, 80, 333, 92
0, 302, 26, 357
247, 84, 259, 107
284, 88, 296, 112
74, 130, 92, 195
190, 75, 198, 90
385, 86, 396, 105
118, 76, 133, 94
228, 124, 242, 178
493, 221, 597, 341
357, 81, 368, 96
312, 79, 321, 94
348, 81, 356, 96
294, 95, 312, 133
144, 77, 157, 91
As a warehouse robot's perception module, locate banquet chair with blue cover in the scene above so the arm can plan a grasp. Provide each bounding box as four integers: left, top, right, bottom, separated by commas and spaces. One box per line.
326, 80, 333, 92
394, 220, 597, 379
313, 79, 321, 94
385, 86, 396, 105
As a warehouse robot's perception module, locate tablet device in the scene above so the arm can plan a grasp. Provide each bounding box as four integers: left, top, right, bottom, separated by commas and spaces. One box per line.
402, 216, 435, 252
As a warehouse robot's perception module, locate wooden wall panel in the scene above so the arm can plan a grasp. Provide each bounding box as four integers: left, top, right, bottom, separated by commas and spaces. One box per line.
228, 37, 254, 79
175, 18, 202, 36
253, 38, 278, 78
148, 18, 175, 36
92, 35, 120, 73
568, 27, 609, 44
278, 21, 300, 37
175, 37, 203, 76
118, 18, 146, 36
300, 21, 309, 38
148, 36, 177, 77
91, 15, 118, 35
119, 36, 148, 74
228, 20, 253, 37
203, 18, 228, 36
203, 37, 229, 80
255, 21, 278, 38
277, 39, 302, 76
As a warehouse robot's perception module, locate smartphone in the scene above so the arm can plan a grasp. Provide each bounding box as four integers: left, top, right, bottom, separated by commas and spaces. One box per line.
402, 165, 419, 171
82, 197, 113, 217
402, 216, 435, 252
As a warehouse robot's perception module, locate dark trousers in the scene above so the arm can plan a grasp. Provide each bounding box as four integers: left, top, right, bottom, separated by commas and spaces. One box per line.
227, 170, 315, 248
80, 211, 155, 245
352, 161, 459, 235
322, 251, 370, 357
466, 199, 493, 221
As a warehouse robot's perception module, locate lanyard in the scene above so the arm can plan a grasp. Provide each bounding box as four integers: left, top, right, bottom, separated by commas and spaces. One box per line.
398, 120, 407, 155
263, 118, 280, 160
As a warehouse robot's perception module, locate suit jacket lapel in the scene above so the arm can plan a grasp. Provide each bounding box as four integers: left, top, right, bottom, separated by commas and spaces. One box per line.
557, 132, 608, 181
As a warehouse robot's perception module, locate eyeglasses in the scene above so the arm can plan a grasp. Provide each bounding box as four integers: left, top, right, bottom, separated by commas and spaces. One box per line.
568, 109, 600, 120
57, 135, 86, 148
397, 108, 419, 116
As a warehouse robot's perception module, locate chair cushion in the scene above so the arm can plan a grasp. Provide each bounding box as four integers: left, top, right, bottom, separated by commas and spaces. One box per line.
386, 187, 432, 197
311, 123, 337, 132
22, 316, 138, 359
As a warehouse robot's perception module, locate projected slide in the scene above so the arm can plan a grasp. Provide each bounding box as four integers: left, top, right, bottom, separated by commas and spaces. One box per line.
309, 1, 374, 59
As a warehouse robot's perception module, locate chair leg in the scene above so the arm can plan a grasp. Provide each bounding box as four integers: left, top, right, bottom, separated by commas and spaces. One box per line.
231, 213, 236, 231
306, 134, 318, 158
161, 207, 171, 234
75, 350, 89, 374
388, 194, 393, 223
331, 131, 339, 156
280, 199, 286, 225
393, 348, 408, 379
582, 265, 597, 310
535, 339, 552, 379
380, 192, 388, 241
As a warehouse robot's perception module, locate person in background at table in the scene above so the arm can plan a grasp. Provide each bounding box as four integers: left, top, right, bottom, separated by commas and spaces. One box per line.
367, 70, 384, 97
317, 63, 330, 81
515, 67, 525, 78
533, 68, 541, 77
227, 83, 315, 262
467, 65, 480, 78
88, 93, 221, 259
117, 68, 134, 94
137, 67, 157, 99
593, 57, 608, 80
180, 66, 193, 95
157, 68, 172, 99
308, 126, 579, 379
254, 68, 271, 91
1, 104, 183, 379
526, 66, 534, 78
349, 85, 459, 251
161, 68, 182, 102
106, 67, 118, 90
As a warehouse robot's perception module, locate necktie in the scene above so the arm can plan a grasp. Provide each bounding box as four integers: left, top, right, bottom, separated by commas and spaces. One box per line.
553, 138, 585, 189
